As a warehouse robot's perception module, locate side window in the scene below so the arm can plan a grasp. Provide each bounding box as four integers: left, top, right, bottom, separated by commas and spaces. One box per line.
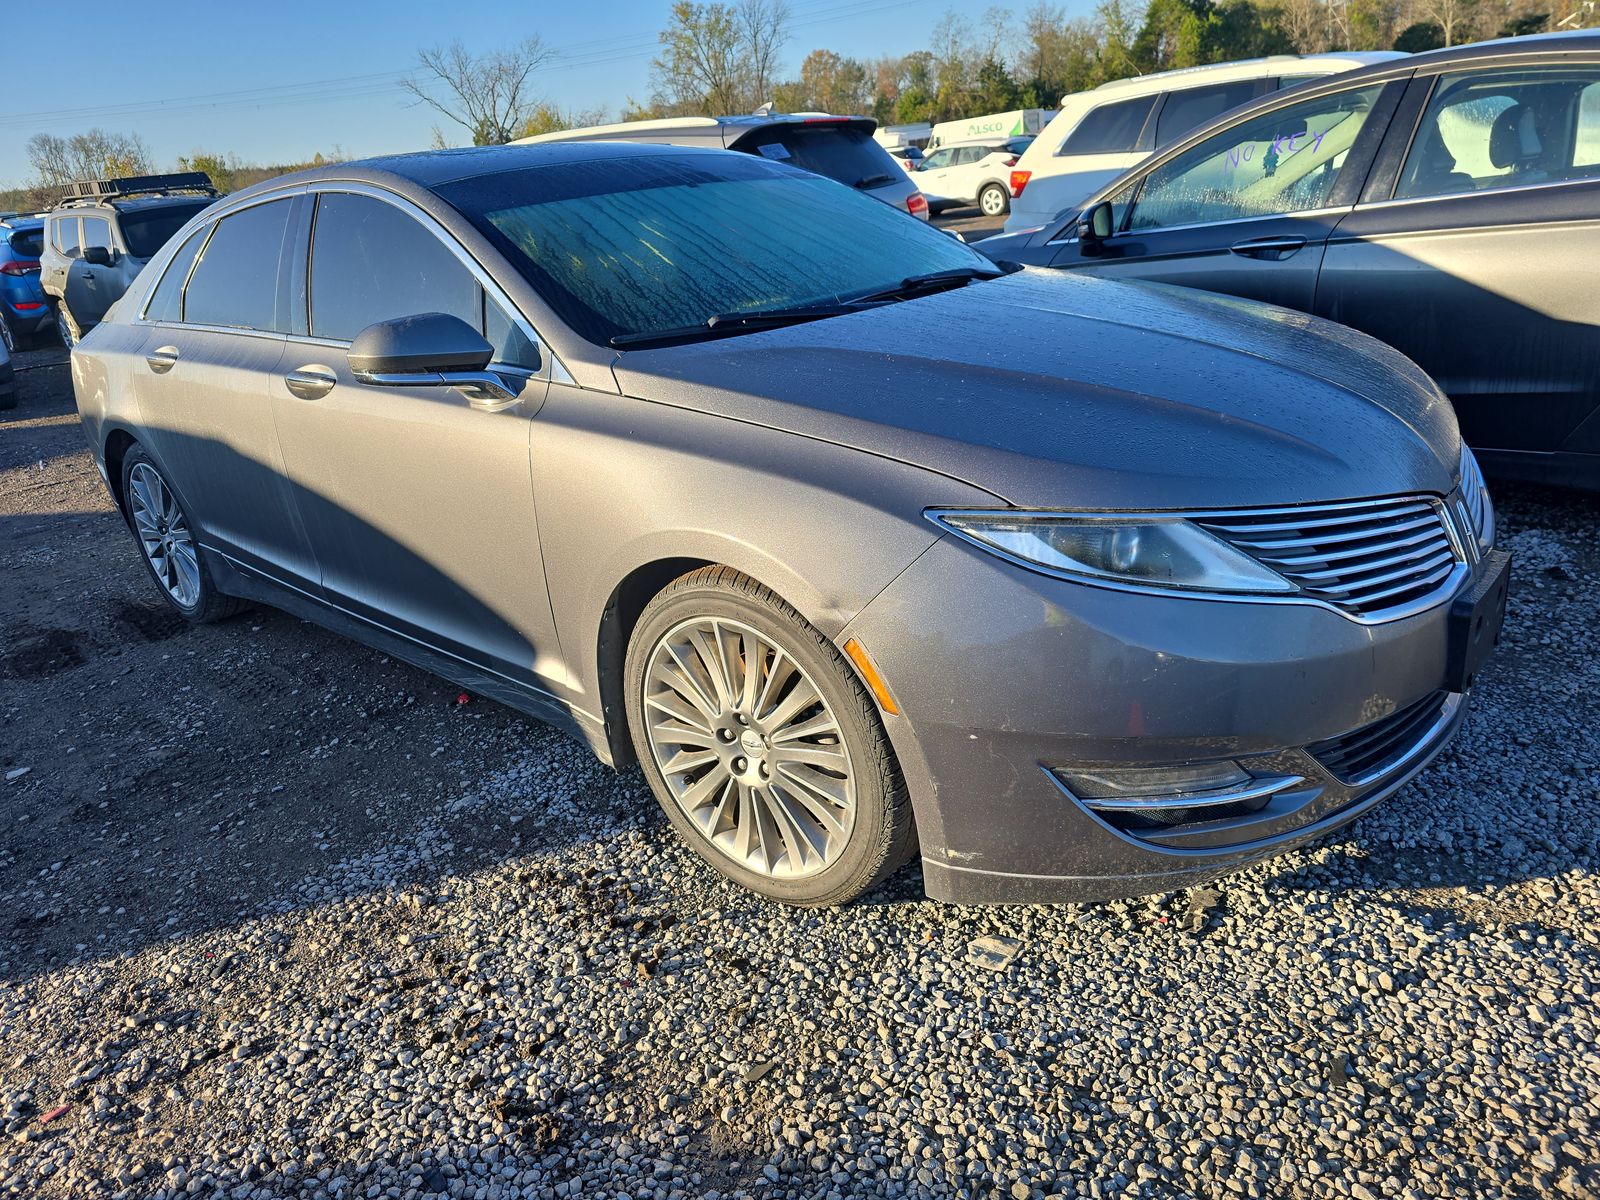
1274, 74, 1328, 91
182, 199, 295, 332
1129, 84, 1386, 230
955, 146, 987, 165
1396, 66, 1600, 200
144, 225, 210, 324
1059, 95, 1157, 155
921, 149, 955, 170
309, 193, 480, 342
54, 218, 80, 257
309, 191, 538, 369
81, 216, 113, 251
1155, 80, 1261, 147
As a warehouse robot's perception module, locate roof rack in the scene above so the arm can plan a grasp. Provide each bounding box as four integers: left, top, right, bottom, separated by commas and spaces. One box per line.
56, 172, 217, 205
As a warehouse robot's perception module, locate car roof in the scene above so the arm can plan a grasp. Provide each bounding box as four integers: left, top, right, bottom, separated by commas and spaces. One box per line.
1081, 51, 1406, 100
514, 112, 877, 145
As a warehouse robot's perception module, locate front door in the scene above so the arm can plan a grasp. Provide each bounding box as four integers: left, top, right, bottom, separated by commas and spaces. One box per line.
1051, 80, 1403, 313
268, 189, 563, 690
1317, 62, 1600, 466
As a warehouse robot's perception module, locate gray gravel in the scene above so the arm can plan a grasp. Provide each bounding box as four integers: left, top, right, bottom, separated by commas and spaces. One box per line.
2, 345, 1599, 1199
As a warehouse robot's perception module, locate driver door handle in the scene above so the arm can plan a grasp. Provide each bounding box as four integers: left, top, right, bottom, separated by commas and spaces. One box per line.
1230, 236, 1307, 260
285, 365, 338, 400
145, 346, 180, 374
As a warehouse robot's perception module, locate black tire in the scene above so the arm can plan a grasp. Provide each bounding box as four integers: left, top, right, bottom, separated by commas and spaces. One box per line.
624, 566, 914, 906
119, 445, 248, 623
979, 183, 1010, 217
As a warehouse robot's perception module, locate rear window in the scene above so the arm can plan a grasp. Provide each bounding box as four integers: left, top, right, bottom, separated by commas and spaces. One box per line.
119, 201, 213, 259
733, 124, 900, 189
7, 228, 43, 258
1155, 80, 1261, 146
1060, 95, 1157, 155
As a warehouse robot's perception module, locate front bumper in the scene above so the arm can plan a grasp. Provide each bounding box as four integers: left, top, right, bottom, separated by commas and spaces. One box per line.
841, 535, 1505, 903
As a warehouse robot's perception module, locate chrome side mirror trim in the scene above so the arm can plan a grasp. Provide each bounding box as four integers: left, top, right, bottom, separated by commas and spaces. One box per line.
353, 368, 526, 413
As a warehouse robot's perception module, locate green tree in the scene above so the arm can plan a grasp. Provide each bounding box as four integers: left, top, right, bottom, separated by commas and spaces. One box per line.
1393, 19, 1445, 47
176, 152, 236, 193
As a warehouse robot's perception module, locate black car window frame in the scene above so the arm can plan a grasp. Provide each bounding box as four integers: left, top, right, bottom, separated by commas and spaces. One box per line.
1072, 77, 1405, 240
299, 186, 544, 375
1388, 62, 1600, 202
140, 222, 215, 324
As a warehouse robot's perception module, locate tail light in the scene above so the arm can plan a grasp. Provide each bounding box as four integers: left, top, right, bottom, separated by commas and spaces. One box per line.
1009, 170, 1031, 198
0, 260, 40, 276
13, 302, 43, 311
906, 193, 929, 218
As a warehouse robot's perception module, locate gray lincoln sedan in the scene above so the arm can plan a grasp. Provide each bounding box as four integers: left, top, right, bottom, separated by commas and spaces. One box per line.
71, 142, 1509, 906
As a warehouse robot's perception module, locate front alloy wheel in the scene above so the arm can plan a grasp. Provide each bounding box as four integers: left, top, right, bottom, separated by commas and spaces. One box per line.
625, 567, 913, 905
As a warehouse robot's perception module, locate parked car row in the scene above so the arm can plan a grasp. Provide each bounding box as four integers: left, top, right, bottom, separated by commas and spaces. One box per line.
978, 32, 1600, 488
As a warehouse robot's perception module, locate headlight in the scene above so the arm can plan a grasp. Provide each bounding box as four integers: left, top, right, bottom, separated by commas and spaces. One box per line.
1458, 444, 1495, 552
930, 511, 1297, 594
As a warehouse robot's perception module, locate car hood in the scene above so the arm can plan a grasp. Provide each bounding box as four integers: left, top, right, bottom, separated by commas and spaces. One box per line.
611, 269, 1460, 510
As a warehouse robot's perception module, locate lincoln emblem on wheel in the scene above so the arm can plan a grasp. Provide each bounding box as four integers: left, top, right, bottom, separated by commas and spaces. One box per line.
70, 140, 1506, 905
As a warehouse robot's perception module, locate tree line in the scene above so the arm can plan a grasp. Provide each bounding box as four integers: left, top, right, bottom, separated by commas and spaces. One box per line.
6, 0, 1592, 206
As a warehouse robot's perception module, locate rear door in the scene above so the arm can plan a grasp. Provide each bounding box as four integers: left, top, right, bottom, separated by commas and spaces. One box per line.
69, 214, 115, 325
131, 195, 317, 585
1316, 60, 1600, 470
1049, 79, 1403, 313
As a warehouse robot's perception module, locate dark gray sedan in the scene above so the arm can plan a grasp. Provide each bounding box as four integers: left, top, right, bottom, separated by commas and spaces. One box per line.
976, 31, 1600, 489
71, 142, 1507, 905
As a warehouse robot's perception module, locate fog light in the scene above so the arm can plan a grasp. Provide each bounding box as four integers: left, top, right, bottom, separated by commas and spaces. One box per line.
1056, 761, 1253, 804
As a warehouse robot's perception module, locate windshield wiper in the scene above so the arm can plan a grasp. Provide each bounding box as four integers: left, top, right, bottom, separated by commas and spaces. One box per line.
853, 173, 895, 190
609, 301, 863, 349
850, 266, 1007, 304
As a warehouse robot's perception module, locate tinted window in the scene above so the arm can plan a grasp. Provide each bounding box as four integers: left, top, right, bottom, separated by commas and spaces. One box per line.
54, 218, 79, 256
144, 225, 209, 324
1396, 66, 1600, 200
182, 199, 293, 332
120, 201, 212, 259
310, 193, 481, 342
7, 228, 43, 258
1003, 136, 1035, 155
1060, 96, 1156, 155
735, 125, 899, 188
1155, 80, 1260, 146
1130, 84, 1385, 230
1274, 75, 1329, 91
81, 216, 112, 250
437, 154, 992, 346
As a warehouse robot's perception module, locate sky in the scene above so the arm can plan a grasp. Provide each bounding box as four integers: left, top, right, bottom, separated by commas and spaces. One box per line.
1, 0, 1062, 187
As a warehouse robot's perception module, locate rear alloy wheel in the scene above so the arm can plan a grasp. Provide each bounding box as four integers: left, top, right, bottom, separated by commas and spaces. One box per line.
625, 567, 913, 905
120, 446, 247, 623
979, 183, 1010, 217
54, 303, 79, 349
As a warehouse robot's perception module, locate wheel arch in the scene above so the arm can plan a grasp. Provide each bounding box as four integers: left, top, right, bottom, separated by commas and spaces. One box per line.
103, 427, 139, 513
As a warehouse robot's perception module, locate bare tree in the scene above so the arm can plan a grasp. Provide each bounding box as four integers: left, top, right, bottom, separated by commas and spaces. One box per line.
27, 129, 153, 189
400, 38, 557, 146
740, 0, 793, 105
1418, 0, 1479, 42
654, 1, 745, 113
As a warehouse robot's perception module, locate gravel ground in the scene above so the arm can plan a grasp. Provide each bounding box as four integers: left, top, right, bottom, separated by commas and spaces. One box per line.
2, 341, 1598, 1200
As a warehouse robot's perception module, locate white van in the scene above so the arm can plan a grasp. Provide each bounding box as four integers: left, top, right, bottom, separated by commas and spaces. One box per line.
1002, 52, 1404, 234
929, 109, 1054, 148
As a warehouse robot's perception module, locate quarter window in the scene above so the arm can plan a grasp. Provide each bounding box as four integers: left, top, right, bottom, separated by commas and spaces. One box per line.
181, 199, 294, 332
309, 192, 538, 369
1396, 66, 1600, 199
1059, 95, 1157, 155
144, 225, 209, 324
1128, 84, 1386, 230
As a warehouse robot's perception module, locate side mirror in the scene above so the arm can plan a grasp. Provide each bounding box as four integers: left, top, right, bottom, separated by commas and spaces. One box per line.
83, 245, 113, 267
348, 312, 524, 412
1076, 201, 1114, 256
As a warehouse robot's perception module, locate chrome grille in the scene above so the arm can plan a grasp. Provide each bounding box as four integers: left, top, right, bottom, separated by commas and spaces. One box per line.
1309, 691, 1455, 785
1195, 496, 1466, 619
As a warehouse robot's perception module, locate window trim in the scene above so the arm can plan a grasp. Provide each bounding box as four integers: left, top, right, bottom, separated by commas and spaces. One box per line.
139, 221, 217, 323
300, 182, 548, 376
138, 191, 295, 334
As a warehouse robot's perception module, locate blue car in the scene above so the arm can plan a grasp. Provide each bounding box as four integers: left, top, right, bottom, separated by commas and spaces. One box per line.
0, 217, 50, 345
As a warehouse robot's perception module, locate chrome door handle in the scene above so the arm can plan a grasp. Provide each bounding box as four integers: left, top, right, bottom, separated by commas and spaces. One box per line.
145, 346, 180, 374
1230, 236, 1307, 260
285, 366, 337, 400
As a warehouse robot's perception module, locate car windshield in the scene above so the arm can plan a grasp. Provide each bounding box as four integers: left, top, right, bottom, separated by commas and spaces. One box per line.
119, 201, 212, 259
7, 227, 43, 258
437, 154, 992, 347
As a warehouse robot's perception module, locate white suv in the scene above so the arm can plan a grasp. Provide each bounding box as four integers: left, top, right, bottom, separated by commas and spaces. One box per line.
1002, 52, 1404, 234
913, 137, 1034, 217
